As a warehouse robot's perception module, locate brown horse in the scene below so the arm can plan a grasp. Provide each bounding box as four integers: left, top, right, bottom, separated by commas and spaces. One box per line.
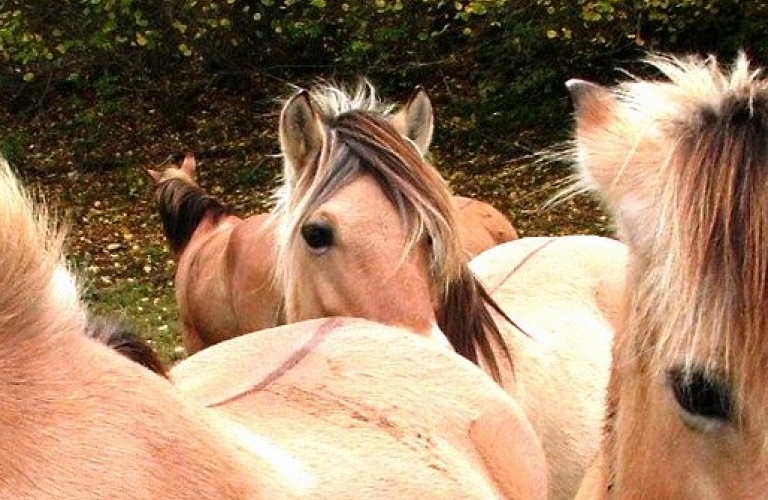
148, 154, 280, 354
149, 85, 515, 354
568, 52, 768, 499
0, 157, 547, 498
274, 81, 627, 499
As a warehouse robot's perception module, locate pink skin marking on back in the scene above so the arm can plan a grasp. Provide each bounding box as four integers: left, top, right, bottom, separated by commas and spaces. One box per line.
206, 317, 343, 408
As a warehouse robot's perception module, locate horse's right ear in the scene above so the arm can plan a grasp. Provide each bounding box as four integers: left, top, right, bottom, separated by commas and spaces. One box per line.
566, 79, 616, 129
390, 86, 434, 156
279, 90, 325, 183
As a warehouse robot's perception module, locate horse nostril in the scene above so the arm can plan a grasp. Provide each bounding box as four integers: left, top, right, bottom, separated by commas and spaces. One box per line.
301, 222, 334, 252
668, 367, 733, 422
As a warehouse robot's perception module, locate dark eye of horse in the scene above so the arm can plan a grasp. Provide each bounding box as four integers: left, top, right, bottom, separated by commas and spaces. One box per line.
301, 222, 334, 252
668, 367, 733, 422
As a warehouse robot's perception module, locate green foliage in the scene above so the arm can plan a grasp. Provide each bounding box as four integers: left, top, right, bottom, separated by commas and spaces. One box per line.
0, 129, 30, 166
1, 0, 765, 147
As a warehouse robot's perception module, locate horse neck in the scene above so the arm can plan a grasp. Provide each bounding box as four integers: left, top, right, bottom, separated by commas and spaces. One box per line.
0, 330, 265, 497
155, 178, 236, 257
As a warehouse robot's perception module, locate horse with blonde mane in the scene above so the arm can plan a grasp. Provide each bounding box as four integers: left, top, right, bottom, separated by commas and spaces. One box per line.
148, 86, 516, 354
0, 157, 547, 498
568, 52, 768, 499
274, 81, 627, 499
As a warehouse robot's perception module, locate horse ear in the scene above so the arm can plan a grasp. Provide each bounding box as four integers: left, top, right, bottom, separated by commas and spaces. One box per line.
566, 79, 616, 129
146, 169, 162, 183
390, 86, 434, 155
279, 90, 325, 182
180, 153, 196, 177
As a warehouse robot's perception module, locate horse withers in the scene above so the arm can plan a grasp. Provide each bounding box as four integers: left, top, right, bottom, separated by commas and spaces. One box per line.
569, 52, 768, 499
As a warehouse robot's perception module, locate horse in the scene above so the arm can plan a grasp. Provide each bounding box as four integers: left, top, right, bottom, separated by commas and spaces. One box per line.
567, 52, 768, 499
0, 155, 549, 498
148, 154, 281, 354
454, 195, 519, 256
274, 80, 628, 499
148, 85, 516, 354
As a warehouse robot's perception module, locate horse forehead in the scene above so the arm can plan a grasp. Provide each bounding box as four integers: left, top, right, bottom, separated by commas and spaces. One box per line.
318, 174, 398, 220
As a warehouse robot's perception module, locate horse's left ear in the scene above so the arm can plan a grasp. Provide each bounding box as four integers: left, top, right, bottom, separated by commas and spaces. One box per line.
145, 168, 162, 184
391, 86, 434, 156
180, 153, 197, 177
279, 90, 326, 184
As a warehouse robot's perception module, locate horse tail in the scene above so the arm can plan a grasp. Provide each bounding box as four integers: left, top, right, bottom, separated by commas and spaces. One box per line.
0, 157, 79, 334
85, 314, 169, 377
153, 174, 234, 256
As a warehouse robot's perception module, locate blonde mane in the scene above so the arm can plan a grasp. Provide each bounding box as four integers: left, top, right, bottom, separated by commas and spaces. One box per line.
301, 79, 398, 119
582, 53, 768, 384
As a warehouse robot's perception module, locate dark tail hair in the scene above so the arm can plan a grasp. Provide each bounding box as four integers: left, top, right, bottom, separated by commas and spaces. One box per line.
86, 314, 168, 377
154, 177, 233, 255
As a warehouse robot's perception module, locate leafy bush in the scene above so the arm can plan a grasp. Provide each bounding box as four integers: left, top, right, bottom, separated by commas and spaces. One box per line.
1, 0, 764, 148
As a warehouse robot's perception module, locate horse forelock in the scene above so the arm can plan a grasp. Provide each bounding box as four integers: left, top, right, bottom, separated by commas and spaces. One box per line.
275, 109, 465, 288
302, 79, 397, 120
614, 53, 768, 388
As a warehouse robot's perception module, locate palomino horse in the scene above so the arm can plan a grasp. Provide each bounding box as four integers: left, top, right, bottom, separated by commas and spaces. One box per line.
0, 156, 548, 498
275, 81, 627, 499
569, 53, 768, 499
149, 85, 516, 354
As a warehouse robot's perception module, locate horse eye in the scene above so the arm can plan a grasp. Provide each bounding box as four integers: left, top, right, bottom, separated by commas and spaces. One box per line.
301, 222, 334, 252
668, 367, 733, 422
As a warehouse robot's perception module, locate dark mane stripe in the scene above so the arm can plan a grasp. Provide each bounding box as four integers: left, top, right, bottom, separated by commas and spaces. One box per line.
155, 178, 234, 255
86, 314, 168, 377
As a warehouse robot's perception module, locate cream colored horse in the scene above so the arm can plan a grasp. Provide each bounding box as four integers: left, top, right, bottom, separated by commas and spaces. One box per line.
0, 157, 547, 498
171, 317, 549, 499
569, 53, 768, 499
274, 82, 627, 499
149, 86, 515, 354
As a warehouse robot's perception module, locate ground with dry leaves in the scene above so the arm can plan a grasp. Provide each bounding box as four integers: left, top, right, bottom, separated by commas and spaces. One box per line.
3, 77, 611, 364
